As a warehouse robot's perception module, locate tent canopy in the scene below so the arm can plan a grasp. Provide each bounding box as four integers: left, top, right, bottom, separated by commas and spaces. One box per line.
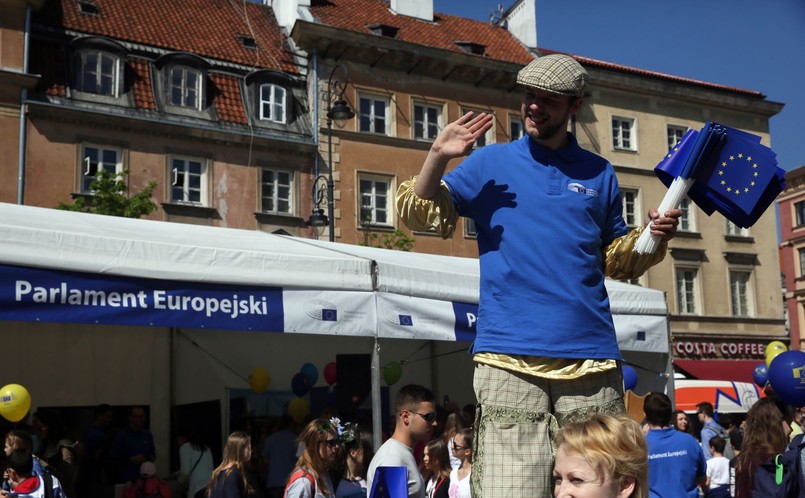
0, 202, 668, 350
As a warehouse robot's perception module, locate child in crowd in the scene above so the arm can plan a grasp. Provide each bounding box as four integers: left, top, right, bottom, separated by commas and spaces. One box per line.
448, 428, 472, 498
704, 436, 730, 498
333, 424, 373, 498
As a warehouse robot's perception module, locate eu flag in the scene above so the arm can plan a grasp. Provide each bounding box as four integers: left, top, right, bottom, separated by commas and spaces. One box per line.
654, 122, 784, 228
369, 466, 408, 498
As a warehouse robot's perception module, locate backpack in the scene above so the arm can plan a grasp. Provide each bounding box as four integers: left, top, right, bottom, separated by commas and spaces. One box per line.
705, 423, 735, 460
284, 470, 315, 498
750, 434, 805, 497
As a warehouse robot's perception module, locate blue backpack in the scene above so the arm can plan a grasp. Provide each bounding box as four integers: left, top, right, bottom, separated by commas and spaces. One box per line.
751, 434, 805, 497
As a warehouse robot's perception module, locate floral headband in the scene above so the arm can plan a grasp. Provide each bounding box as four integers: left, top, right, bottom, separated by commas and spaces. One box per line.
317, 417, 358, 445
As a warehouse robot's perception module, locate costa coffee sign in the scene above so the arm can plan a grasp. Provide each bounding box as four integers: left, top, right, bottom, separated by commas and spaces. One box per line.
674, 341, 766, 359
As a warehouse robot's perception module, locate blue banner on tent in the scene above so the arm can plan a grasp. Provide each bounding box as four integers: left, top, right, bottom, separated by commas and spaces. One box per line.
452, 301, 478, 342
0, 264, 284, 331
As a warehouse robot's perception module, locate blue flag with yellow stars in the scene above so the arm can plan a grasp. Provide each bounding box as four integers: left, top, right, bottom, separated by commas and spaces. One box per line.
655, 121, 785, 228
368, 466, 408, 498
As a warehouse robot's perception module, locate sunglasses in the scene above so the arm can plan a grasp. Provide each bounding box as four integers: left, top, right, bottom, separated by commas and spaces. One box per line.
324, 438, 341, 448
452, 442, 469, 451
406, 410, 438, 423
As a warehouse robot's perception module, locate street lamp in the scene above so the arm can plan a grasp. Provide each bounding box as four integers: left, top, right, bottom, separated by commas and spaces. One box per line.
308, 64, 354, 241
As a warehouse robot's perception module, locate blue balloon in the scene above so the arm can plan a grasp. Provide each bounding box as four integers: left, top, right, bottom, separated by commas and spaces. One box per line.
301, 363, 319, 386
752, 362, 768, 386
622, 365, 638, 391
768, 350, 805, 407
291, 372, 311, 397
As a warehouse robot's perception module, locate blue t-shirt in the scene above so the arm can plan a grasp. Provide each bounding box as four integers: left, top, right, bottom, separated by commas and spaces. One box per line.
646, 427, 707, 498
110, 426, 156, 483
444, 134, 627, 359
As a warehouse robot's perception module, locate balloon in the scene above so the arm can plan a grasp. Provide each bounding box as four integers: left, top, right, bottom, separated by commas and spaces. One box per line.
291, 373, 311, 397
0, 384, 31, 423
767, 350, 805, 407
752, 363, 768, 386
622, 365, 638, 391
383, 361, 402, 386
248, 367, 270, 394
766, 341, 788, 368
288, 397, 310, 424
301, 363, 319, 386
324, 362, 337, 386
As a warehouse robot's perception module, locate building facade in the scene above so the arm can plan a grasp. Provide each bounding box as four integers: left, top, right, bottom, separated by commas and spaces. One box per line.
779, 166, 805, 350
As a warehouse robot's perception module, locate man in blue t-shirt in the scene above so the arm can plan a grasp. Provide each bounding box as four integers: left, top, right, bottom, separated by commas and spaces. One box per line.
697, 401, 726, 460
397, 54, 681, 498
644, 392, 707, 498
110, 406, 156, 483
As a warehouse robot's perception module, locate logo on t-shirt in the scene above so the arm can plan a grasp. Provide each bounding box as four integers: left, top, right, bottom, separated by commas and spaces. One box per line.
567, 182, 598, 197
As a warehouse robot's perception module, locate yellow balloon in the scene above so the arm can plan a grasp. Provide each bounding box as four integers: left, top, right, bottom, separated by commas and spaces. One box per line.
766, 341, 788, 368
0, 384, 31, 423
288, 397, 310, 424
249, 367, 271, 394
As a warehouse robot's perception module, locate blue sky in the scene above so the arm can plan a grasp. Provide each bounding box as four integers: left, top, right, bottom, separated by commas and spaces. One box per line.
433, 0, 805, 172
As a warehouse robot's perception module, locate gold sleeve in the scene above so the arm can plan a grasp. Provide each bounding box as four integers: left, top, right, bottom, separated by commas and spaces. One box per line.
604, 225, 668, 280
396, 176, 459, 239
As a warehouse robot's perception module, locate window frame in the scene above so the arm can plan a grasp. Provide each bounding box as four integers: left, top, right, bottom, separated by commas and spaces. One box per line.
509, 114, 523, 141
260, 167, 294, 215
729, 269, 754, 317
79, 143, 123, 193
258, 83, 287, 124
169, 155, 208, 206
620, 187, 641, 229
675, 266, 701, 315
168, 66, 204, 110
612, 116, 637, 151
412, 101, 444, 141
678, 197, 696, 232
460, 107, 494, 147
798, 247, 805, 277
795, 201, 805, 227
358, 173, 393, 227
76, 49, 121, 97
667, 124, 687, 152
358, 93, 391, 136
725, 220, 749, 237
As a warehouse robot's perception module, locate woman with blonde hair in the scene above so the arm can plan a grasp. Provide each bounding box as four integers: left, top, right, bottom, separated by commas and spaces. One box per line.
206, 431, 260, 498
553, 413, 648, 498
284, 418, 341, 498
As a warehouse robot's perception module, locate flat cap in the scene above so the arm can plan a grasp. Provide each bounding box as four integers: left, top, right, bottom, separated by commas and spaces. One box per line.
517, 54, 588, 97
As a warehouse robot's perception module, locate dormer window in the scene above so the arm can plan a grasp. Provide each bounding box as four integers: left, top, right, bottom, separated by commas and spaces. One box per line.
169, 66, 202, 110
454, 41, 486, 56
77, 0, 99, 16
238, 35, 257, 50
259, 83, 286, 123
78, 51, 120, 96
367, 23, 399, 38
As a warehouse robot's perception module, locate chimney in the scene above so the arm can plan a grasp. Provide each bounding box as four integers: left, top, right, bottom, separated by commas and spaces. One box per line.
272, 0, 310, 33
390, 0, 433, 22
501, 0, 537, 49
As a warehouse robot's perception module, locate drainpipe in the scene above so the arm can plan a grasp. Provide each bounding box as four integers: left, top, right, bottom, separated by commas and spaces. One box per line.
17, 2, 32, 205
312, 50, 320, 187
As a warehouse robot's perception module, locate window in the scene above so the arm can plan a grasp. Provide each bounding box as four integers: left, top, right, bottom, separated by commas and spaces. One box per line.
359, 175, 391, 226
169, 66, 202, 109
796, 201, 805, 226
259, 84, 286, 123
725, 220, 748, 237
675, 267, 699, 315
461, 109, 493, 147
667, 125, 687, 152
413, 102, 442, 140
358, 95, 390, 135
612, 117, 636, 151
799, 248, 805, 276
464, 218, 477, 237
620, 188, 640, 228
170, 156, 207, 205
510, 115, 523, 141
261, 168, 292, 214
679, 197, 695, 232
80, 144, 122, 192
730, 270, 753, 317
77, 50, 120, 96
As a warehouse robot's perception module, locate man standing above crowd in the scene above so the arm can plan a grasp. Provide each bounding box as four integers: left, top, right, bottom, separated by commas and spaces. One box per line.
697, 402, 725, 460
110, 406, 156, 483
644, 392, 706, 498
367, 384, 437, 498
397, 54, 681, 497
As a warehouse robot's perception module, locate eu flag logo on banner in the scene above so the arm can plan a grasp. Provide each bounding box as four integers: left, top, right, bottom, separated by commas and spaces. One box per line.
322, 308, 337, 321
399, 315, 413, 326
369, 466, 407, 498
654, 122, 784, 228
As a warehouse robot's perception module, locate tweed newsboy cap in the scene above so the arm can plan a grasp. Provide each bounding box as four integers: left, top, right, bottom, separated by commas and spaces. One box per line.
516, 54, 588, 97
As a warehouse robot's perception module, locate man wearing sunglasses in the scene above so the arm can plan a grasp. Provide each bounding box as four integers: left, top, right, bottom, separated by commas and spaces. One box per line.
367, 384, 437, 498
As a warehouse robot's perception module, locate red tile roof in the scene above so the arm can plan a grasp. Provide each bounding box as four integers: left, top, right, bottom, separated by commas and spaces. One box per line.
36, 0, 298, 74
309, 0, 533, 65
211, 73, 248, 124
129, 57, 157, 110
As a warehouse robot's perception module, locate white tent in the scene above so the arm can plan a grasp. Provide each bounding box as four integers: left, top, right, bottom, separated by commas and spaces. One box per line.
0, 202, 671, 454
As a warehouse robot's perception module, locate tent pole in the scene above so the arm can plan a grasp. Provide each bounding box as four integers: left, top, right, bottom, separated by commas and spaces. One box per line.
371, 337, 382, 451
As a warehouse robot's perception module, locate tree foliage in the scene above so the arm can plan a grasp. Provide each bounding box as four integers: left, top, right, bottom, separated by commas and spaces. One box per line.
361, 228, 416, 251
56, 170, 158, 218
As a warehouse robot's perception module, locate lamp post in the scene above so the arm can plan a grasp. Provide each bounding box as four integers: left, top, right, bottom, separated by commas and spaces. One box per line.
308, 64, 354, 242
